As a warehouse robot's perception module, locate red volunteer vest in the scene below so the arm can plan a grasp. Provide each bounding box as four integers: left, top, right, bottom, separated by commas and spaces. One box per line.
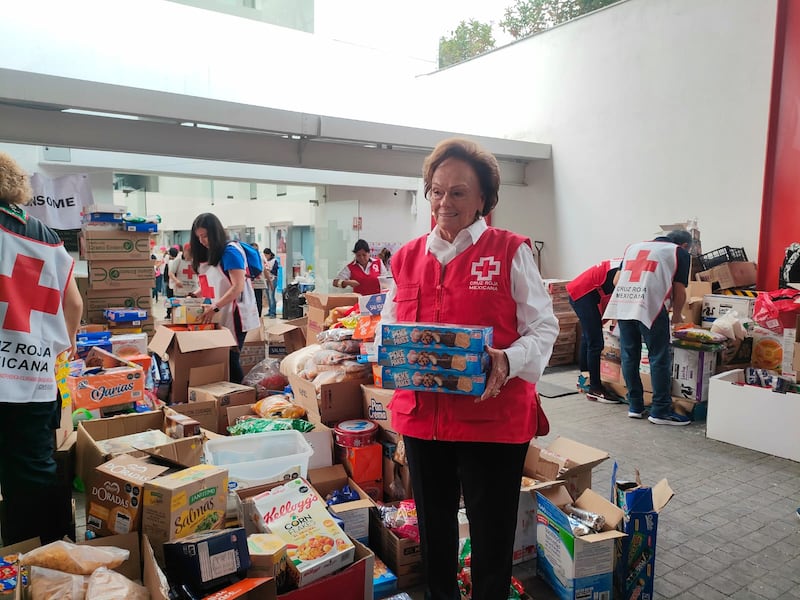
347, 259, 382, 295
566, 260, 613, 302
387, 229, 542, 444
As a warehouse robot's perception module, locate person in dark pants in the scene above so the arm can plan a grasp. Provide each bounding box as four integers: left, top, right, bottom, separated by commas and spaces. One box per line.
566, 260, 620, 402
604, 230, 692, 425
380, 139, 559, 599
0, 152, 83, 545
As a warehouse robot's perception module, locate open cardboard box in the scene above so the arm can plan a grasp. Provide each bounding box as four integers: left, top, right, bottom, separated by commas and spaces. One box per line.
524, 436, 610, 499
304, 293, 359, 344
187, 381, 257, 434
536, 486, 626, 600
288, 373, 370, 426
76, 410, 204, 487
307, 464, 376, 543
266, 318, 308, 357
149, 325, 237, 403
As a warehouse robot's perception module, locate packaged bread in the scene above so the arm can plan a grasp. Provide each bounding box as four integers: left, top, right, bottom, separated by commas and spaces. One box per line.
85, 567, 148, 600
22, 541, 129, 575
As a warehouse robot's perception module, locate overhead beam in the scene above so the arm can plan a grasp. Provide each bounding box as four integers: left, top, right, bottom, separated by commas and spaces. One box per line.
0, 104, 530, 185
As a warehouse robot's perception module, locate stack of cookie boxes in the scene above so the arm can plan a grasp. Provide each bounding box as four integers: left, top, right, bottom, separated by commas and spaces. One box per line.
375, 323, 493, 396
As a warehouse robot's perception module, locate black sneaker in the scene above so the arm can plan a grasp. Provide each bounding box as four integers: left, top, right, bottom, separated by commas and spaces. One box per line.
648, 413, 691, 426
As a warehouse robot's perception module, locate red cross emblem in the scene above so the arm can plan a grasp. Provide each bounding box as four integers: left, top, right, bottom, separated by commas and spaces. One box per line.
624, 250, 659, 282
182, 264, 194, 280
471, 257, 501, 282
0, 255, 61, 332
198, 274, 215, 299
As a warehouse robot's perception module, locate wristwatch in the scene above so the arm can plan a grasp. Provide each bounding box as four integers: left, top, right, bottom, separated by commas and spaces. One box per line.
213, 305, 221, 313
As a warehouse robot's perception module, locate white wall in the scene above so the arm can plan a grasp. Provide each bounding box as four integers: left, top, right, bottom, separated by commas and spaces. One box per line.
418, 0, 776, 279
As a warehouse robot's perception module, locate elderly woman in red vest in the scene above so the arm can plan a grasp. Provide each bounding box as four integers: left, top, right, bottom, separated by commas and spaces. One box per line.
380, 138, 559, 600
332, 239, 387, 295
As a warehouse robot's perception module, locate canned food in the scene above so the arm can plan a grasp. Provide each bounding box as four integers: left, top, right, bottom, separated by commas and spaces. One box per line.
334, 419, 379, 448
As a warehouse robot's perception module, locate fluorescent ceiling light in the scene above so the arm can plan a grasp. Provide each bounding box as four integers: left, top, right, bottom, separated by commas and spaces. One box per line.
62, 108, 139, 120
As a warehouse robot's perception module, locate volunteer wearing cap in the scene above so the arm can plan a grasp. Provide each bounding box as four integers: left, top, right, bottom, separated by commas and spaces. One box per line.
332, 238, 387, 295
0, 152, 83, 545
380, 138, 558, 600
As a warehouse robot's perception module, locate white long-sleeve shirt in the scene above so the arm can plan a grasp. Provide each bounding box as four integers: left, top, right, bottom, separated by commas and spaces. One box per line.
379, 219, 559, 383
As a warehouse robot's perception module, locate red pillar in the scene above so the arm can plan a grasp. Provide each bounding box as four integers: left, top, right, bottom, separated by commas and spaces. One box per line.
758, 0, 800, 289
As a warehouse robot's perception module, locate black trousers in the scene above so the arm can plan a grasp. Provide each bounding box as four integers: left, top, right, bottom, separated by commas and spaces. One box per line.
569, 290, 604, 390
229, 309, 247, 384
404, 436, 529, 600
0, 400, 73, 545
254, 288, 264, 317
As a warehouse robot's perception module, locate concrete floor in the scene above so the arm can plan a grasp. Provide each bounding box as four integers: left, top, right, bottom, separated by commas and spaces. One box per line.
71, 333, 800, 599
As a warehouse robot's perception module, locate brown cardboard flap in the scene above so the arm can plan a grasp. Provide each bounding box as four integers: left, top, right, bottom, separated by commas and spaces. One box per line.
143, 534, 171, 600
245, 327, 267, 343
173, 400, 219, 433
575, 488, 624, 531
652, 478, 675, 512
304, 293, 359, 311
176, 328, 237, 352
543, 437, 610, 474
189, 363, 226, 387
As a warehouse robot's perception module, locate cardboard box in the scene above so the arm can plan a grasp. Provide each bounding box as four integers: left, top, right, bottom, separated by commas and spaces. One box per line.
188, 381, 257, 434
142, 464, 229, 564
149, 325, 237, 404
164, 527, 251, 594
361, 384, 396, 435
266, 318, 308, 357
241, 326, 267, 376
336, 442, 382, 483
83, 286, 152, 324
612, 474, 674, 600
382, 453, 412, 503
695, 261, 757, 291
682, 281, 713, 325
226, 404, 334, 470
76, 410, 204, 489
380, 323, 493, 352
358, 292, 387, 316
68, 361, 145, 412
89, 260, 155, 290
110, 332, 149, 357
172, 399, 219, 434
289, 373, 370, 426
86, 454, 170, 537
170, 297, 218, 326
305, 293, 360, 343
671, 346, 718, 402
308, 464, 376, 543
247, 533, 290, 591
536, 486, 626, 600
367, 506, 423, 589
525, 436, 610, 499
80, 229, 153, 261
707, 369, 800, 461
701, 294, 756, 328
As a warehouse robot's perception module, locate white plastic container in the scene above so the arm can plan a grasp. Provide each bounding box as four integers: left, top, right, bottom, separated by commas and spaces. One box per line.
204, 430, 314, 477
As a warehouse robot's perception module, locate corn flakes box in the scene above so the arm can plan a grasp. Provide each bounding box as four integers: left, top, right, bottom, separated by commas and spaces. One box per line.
380, 323, 493, 352
377, 346, 489, 375
251, 478, 355, 587
375, 365, 488, 396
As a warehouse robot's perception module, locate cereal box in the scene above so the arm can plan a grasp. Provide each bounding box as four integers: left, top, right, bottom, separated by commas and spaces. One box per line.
377, 346, 489, 375
380, 323, 493, 352
142, 464, 228, 563
251, 478, 355, 587
374, 365, 487, 396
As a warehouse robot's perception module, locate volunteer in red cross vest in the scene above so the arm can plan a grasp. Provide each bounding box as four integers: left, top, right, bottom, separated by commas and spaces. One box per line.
379, 138, 559, 600
169, 242, 195, 299
0, 152, 83, 545
190, 213, 261, 385
603, 230, 692, 425
566, 259, 620, 402
332, 238, 387, 295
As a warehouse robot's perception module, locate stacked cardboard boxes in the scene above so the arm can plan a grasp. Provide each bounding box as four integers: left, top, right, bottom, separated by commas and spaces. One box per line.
544, 280, 577, 366
80, 210, 156, 335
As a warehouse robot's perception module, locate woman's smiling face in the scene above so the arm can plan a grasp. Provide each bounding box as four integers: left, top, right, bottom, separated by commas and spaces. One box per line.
429, 157, 483, 243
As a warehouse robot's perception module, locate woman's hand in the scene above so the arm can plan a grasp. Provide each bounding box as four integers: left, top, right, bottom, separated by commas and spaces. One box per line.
201, 304, 217, 323
478, 345, 510, 403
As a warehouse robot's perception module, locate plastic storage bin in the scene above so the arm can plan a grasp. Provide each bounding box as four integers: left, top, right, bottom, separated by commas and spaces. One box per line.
699, 246, 748, 270
204, 430, 313, 477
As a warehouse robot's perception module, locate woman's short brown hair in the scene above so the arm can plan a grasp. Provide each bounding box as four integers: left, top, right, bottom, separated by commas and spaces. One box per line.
0, 152, 33, 206
422, 138, 500, 216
